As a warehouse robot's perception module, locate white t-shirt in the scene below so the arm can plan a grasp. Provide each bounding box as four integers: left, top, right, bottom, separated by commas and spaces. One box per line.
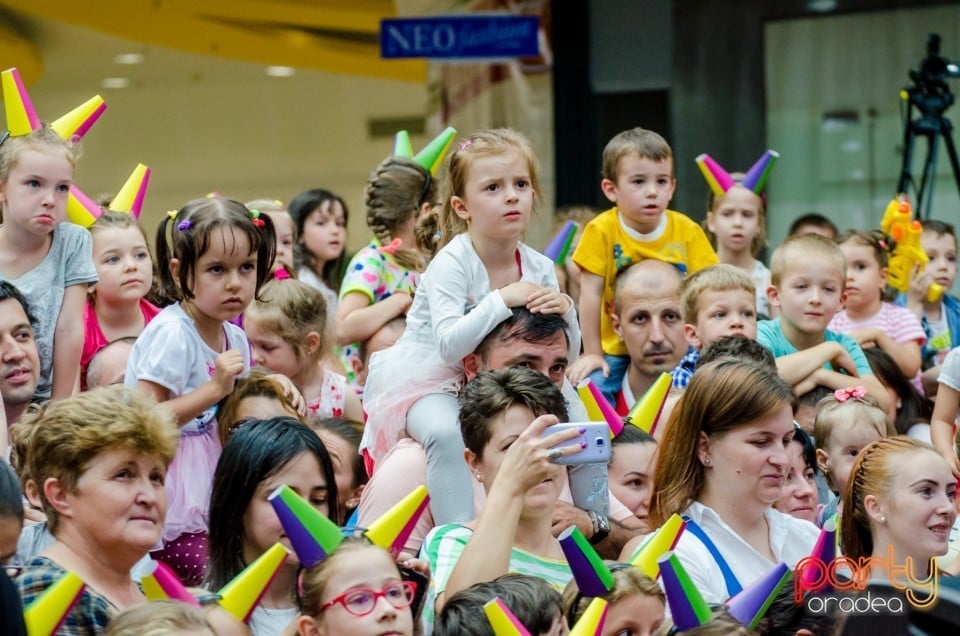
248, 605, 298, 636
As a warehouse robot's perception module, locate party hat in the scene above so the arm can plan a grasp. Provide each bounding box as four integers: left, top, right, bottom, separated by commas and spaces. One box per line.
558, 526, 614, 597
658, 551, 712, 631
394, 130, 413, 158
585, 381, 623, 436
49, 95, 107, 142
268, 485, 343, 568
364, 485, 430, 558
740, 150, 779, 194
799, 516, 837, 593
556, 223, 578, 265
483, 597, 532, 636
629, 513, 687, 580
131, 557, 200, 606
413, 126, 457, 175
217, 542, 289, 622
624, 372, 671, 435
576, 381, 606, 424
2, 68, 40, 136
66, 184, 103, 227
725, 561, 790, 630
543, 220, 578, 264
23, 571, 85, 636
569, 597, 608, 636
109, 163, 151, 218
695, 153, 735, 197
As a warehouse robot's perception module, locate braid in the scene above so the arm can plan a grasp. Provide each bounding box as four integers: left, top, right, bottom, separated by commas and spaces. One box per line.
364, 157, 429, 272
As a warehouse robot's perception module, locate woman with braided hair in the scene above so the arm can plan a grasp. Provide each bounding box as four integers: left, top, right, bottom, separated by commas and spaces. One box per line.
335, 153, 438, 389
841, 436, 956, 583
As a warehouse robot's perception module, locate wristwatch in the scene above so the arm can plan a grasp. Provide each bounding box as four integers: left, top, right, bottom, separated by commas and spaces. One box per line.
587, 510, 610, 545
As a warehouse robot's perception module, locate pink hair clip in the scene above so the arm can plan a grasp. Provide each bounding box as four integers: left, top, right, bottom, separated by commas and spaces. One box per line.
457, 139, 473, 152
834, 386, 867, 402
377, 237, 403, 256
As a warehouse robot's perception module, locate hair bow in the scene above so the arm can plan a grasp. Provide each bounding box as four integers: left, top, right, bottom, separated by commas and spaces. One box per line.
457, 139, 473, 152
377, 237, 403, 256
834, 386, 867, 402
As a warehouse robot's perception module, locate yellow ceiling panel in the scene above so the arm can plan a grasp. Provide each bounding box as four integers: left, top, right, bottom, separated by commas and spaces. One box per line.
0, 0, 425, 81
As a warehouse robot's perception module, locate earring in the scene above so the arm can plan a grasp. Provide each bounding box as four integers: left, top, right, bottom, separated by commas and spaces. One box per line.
704, 458, 712, 467
879, 515, 886, 523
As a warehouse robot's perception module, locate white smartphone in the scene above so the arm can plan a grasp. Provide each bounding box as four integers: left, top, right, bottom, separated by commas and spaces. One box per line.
540, 422, 611, 465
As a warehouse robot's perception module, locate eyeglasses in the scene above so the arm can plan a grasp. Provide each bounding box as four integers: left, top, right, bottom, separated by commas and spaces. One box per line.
321, 580, 417, 616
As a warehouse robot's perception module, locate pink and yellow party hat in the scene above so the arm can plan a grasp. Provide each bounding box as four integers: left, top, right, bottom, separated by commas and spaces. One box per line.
66, 185, 103, 228
624, 372, 671, 435
23, 571, 85, 636
132, 557, 200, 606
2, 67, 40, 136
558, 526, 614, 597
413, 126, 457, 175
659, 551, 712, 631
695, 153, 735, 197
217, 542, 289, 623
49, 95, 107, 142
484, 597, 532, 636
629, 513, 687, 580
109, 163, 151, 218
364, 485, 430, 558
570, 597, 608, 636
268, 485, 343, 568
576, 380, 623, 436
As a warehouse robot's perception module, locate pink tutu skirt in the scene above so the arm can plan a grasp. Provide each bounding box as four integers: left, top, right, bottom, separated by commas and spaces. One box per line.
361, 340, 464, 467
161, 427, 221, 544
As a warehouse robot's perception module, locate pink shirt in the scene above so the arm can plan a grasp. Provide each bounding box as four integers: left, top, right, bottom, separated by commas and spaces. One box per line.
828, 301, 926, 393
82, 298, 160, 384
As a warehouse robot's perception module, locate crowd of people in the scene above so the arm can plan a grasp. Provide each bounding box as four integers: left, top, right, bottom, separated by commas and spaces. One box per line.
2, 68, 960, 635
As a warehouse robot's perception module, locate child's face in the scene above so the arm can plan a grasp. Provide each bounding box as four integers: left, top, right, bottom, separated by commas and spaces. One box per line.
686, 288, 757, 350
601, 154, 675, 234
706, 186, 762, 255
267, 211, 295, 271
922, 230, 958, 292
769, 260, 844, 337
839, 240, 886, 312
817, 422, 882, 496
300, 200, 346, 267
0, 148, 72, 237
180, 226, 257, 322
452, 149, 534, 243
600, 592, 664, 636
245, 315, 303, 379
312, 547, 413, 636
92, 226, 153, 305
608, 441, 657, 524
317, 429, 362, 514
539, 609, 569, 636
242, 451, 330, 567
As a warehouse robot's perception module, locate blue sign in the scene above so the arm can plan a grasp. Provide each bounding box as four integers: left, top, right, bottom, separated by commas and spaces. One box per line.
381, 15, 539, 60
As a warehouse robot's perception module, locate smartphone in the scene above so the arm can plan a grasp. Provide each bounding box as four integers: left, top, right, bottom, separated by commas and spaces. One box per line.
540, 421, 611, 465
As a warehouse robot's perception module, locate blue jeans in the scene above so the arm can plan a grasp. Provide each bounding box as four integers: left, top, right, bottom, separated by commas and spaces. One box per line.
588, 354, 630, 406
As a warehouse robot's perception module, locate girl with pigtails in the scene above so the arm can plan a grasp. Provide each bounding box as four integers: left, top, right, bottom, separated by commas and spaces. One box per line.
334, 129, 453, 388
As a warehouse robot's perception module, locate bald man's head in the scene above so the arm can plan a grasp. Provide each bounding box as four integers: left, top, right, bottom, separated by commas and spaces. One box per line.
613, 259, 684, 314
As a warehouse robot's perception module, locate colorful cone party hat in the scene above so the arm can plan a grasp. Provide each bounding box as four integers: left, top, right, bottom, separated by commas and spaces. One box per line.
66, 184, 103, 227
217, 542, 289, 622
364, 485, 430, 558
23, 570, 85, 636
659, 551, 712, 631
576, 382, 605, 423
740, 150, 779, 194
394, 130, 414, 158
624, 372, 671, 435
131, 557, 200, 606
629, 513, 687, 580
543, 220, 578, 264
799, 516, 837, 593
695, 153, 735, 197
268, 485, 343, 568
109, 163, 151, 218
585, 380, 624, 436
2, 68, 40, 136
725, 561, 790, 630
49, 95, 107, 142
570, 597, 608, 636
558, 526, 614, 597
413, 126, 457, 175
484, 597, 532, 636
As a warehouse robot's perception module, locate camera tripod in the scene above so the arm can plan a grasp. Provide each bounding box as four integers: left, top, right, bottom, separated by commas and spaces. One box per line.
895, 36, 960, 219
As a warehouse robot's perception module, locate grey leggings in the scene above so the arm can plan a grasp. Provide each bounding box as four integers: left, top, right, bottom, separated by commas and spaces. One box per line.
406, 392, 474, 524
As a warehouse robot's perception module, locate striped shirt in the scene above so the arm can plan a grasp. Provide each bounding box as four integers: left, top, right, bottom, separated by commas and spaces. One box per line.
419, 524, 572, 635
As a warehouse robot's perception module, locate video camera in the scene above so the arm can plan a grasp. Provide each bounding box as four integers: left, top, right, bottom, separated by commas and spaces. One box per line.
907, 34, 959, 116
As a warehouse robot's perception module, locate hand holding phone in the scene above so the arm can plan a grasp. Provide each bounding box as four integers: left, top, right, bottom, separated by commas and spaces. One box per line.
539, 422, 611, 465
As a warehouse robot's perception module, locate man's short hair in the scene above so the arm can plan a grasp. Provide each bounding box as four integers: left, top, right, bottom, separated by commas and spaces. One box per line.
679, 264, 755, 324
769, 234, 845, 287
697, 335, 777, 371
0, 281, 35, 327
474, 308, 568, 363
435, 574, 564, 636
